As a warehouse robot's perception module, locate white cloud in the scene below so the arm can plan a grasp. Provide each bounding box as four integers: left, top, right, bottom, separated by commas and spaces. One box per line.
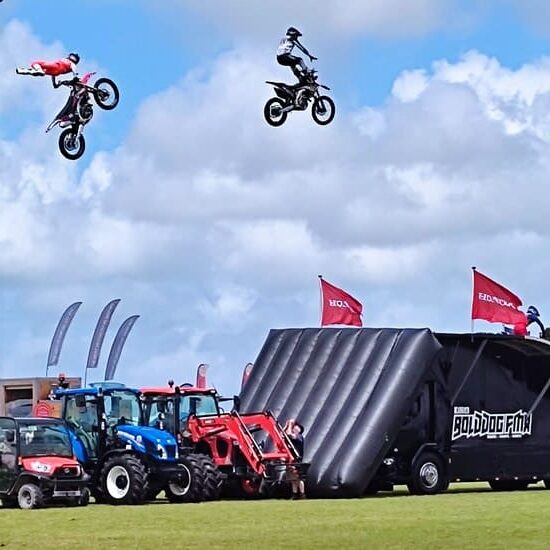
171, 0, 453, 40
6, 28, 550, 392
198, 285, 258, 325
392, 69, 429, 103
0, 20, 65, 117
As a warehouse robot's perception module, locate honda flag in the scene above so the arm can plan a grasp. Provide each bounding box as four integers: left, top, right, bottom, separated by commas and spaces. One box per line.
319, 276, 363, 327
471, 268, 525, 325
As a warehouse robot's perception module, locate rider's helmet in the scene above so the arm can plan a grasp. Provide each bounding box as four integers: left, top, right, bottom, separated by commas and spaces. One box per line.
68, 52, 80, 64
527, 305, 540, 321
286, 27, 302, 38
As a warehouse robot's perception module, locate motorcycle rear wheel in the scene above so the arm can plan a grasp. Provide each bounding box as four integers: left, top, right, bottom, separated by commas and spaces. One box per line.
312, 95, 335, 125
93, 78, 120, 111
59, 129, 86, 160
264, 98, 288, 127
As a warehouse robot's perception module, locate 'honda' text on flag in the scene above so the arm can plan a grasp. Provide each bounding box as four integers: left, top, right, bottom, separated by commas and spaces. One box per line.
320, 277, 363, 327
471, 269, 525, 325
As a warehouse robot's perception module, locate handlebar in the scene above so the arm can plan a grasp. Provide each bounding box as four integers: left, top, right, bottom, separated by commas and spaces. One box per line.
60, 78, 85, 89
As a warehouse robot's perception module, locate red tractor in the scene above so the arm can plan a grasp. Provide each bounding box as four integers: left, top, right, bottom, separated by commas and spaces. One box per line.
140, 383, 307, 497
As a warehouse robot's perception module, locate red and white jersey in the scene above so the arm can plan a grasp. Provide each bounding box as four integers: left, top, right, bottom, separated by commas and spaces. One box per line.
277, 37, 295, 56
32, 58, 76, 76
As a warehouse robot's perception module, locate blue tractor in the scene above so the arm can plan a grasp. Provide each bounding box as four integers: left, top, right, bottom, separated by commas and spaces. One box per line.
53, 383, 207, 505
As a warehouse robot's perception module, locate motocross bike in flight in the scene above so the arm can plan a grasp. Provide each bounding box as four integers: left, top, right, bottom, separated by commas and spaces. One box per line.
264, 68, 335, 127
45, 72, 119, 160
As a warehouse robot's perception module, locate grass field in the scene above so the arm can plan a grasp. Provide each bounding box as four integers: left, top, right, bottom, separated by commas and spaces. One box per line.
2, 483, 550, 549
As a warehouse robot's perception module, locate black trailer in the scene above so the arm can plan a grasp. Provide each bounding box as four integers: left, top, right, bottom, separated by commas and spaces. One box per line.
240, 328, 550, 497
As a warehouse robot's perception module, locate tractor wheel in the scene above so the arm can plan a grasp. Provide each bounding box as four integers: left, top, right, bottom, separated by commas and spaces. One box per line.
165, 454, 205, 503
407, 452, 448, 495
196, 454, 224, 501
17, 483, 44, 509
240, 477, 262, 498
100, 454, 149, 505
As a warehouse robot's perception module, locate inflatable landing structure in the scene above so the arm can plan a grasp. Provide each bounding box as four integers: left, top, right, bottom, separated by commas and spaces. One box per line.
240, 328, 442, 497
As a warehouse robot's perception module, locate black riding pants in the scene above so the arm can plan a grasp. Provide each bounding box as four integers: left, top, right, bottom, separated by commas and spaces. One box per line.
277, 54, 306, 80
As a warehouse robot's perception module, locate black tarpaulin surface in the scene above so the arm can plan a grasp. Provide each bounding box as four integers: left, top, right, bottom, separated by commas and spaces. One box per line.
240, 328, 442, 497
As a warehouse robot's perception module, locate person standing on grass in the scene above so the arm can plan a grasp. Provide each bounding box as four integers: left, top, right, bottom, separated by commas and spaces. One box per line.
284, 418, 306, 499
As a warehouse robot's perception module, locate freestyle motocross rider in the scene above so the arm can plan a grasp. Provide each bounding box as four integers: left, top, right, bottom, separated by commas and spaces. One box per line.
16, 52, 80, 79
17, 53, 81, 126
277, 27, 317, 82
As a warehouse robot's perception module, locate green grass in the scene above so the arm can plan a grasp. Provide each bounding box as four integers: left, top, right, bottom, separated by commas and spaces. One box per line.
2, 484, 550, 549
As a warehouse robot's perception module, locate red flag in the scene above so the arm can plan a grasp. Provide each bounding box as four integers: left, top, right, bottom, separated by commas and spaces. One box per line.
471, 269, 525, 325
196, 363, 208, 388
320, 277, 363, 327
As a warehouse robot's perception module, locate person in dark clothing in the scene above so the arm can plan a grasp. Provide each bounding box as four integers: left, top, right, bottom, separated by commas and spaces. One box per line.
284, 418, 305, 499
277, 27, 317, 82
513, 305, 545, 337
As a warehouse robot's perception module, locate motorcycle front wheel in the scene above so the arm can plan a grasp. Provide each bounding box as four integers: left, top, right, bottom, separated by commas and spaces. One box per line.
264, 98, 288, 127
311, 95, 335, 125
59, 129, 86, 160
93, 78, 120, 111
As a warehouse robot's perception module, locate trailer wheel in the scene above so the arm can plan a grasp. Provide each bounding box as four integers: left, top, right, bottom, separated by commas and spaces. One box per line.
1, 498, 18, 508
165, 454, 205, 503
100, 453, 149, 505
489, 480, 529, 491
17, 483, 44, 509
407, 452, 447, 495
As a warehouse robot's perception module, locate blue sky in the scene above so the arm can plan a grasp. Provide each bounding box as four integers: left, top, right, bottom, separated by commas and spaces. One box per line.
2, 0, 550, 393
5, 1, 550, 131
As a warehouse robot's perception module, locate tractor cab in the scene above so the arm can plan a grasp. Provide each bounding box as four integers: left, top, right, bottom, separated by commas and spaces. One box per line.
0, 416, 88, 509
60, 384, 144, 463
142, 383, 220, 436
141, 382, 308, 498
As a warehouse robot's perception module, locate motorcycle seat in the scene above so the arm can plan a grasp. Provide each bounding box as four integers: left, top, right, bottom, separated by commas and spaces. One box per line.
266, 80, 302, 90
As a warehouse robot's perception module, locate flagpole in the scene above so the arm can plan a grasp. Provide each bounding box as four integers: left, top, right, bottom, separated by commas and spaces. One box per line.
318, 275, 323, 327
471, 266, 476, 340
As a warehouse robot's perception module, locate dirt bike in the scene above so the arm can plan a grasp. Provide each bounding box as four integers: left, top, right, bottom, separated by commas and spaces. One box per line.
45, 72, 119, 160
264, 69, 335, 127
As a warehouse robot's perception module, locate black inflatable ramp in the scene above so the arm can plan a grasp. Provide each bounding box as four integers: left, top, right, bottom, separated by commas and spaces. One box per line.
240, 328, 442, 497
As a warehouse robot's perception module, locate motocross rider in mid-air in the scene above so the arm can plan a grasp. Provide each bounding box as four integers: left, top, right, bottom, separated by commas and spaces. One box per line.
277, 27, 317, 83
16, 52, 80, 79
17, 53, 81, 126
